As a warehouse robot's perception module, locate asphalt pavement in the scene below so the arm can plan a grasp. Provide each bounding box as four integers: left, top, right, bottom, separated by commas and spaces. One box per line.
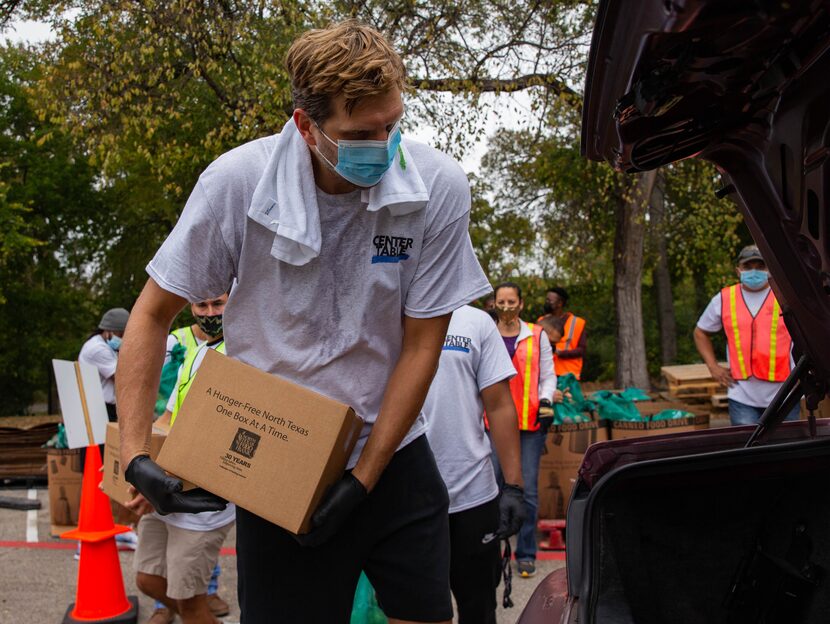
0, 487, 564, 623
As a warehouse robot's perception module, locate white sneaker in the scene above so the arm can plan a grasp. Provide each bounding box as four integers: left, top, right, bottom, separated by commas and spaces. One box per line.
115, 529, 138, 550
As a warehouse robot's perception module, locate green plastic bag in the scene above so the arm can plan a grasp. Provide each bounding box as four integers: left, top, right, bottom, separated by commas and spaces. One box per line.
553, 373, 594, 424
619, 387, 651, 402
155, 342, 186, 416
652, 409, 694, 421
351, 572, 387, 624
590, 390, 642, 421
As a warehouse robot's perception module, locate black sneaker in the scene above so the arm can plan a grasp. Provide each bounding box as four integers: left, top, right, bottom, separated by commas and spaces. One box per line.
517, 560, 536, 578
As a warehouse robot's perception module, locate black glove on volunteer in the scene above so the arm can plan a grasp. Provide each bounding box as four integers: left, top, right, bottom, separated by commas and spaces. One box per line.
537, 398, 554, 432
497, 483, 526, 538
125, 455, 227, 515
296, 472, 367, 548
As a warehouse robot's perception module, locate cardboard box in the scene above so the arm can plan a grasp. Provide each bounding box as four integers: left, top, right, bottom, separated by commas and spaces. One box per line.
156, 349, 363, 534
102, 421, 169, 506
800, 396, 830, 420
608, 412, 709, 440
538, 420, 609, 520
46, 448, 83, 530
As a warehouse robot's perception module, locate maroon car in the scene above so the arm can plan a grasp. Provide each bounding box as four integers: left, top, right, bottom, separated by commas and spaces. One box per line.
519, 2, 830, 622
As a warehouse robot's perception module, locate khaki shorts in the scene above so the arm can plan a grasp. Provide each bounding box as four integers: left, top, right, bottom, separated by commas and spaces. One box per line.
134, 514, 232, 600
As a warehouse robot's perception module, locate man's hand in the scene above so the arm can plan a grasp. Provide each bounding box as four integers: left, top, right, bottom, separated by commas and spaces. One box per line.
125, 455, 226, 515
497, 484, 526, 538
709, 364, 735, 388
296, 473, 367, 548
125, 487, 156, 517
537, 398, 554, 432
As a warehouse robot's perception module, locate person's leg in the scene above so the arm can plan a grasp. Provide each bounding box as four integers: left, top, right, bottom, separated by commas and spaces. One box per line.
728, 399, 764, 426
363, 435, 453, 624
207, 563, 220, 595
515, 428, 546, 566
176, 595, 217, 624
236, 507, 363, 623
136, 572, 178, 614
165, 523, 232, 624
784, 400, 801, 421
448, 500, 500, 624
134, 515, 178, 616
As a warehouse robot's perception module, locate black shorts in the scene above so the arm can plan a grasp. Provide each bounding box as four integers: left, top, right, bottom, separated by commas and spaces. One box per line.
449, 498, 501, 624
236, 434, 452, 623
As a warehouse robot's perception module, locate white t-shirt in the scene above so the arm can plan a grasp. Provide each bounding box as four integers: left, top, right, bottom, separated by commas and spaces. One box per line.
147, 133, 491, 467
78, 334, 118, 404
696, 286, 793, 407
159, 341, 236, 531
423, 306, 516, 513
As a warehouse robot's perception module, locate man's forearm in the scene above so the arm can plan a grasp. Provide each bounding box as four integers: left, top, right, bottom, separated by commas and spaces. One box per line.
693, 328, 719, 369
352, 313, 449, 491
117, 281, 184, 467
489, 407, 523, 486
351, 345, 440, 492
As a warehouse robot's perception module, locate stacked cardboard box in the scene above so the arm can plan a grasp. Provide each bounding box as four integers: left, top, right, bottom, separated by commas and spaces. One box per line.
608, 400, 709, 440
46, 448, 83, 535
537, 419, 608, 520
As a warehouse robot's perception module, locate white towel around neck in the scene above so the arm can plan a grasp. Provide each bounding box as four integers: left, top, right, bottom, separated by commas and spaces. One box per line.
247, 118, 430, 266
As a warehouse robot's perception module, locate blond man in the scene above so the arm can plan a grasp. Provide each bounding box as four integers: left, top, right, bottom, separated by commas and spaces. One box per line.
117, 20, 490, 624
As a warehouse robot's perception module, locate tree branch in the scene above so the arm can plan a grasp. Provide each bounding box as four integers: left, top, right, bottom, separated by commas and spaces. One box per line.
412, 73, 581, 101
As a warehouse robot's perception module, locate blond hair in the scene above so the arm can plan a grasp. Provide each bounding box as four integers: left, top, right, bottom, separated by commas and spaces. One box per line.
285, 20, 406, 122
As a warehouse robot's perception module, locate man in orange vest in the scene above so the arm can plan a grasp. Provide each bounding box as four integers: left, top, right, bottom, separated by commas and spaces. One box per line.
540, 287, 587, 379
693, 245, 799, 426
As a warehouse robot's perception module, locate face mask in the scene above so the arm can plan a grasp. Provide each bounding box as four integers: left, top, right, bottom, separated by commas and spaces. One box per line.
315, 122, 402, 187
195, 314, 223, 338
495, 305, 520, 323
543, 301, 554, 314
107, 336, 122, 351
740, 269, 769, 290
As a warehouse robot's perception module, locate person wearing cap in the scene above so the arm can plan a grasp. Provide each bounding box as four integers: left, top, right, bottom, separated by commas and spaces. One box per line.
79, 307, 130, 421
694, 245, 799, 425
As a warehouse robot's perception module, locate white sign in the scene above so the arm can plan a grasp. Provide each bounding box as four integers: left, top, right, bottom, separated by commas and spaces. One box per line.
52, 359, 109, 448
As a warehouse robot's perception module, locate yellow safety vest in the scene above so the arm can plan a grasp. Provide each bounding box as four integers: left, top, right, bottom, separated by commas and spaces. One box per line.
171, 326, 200, 355
171, 340, 226, 425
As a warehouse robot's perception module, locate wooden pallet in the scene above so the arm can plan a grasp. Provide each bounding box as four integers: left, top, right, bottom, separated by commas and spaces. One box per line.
662, 364, 727, 400
711, 394, 729, 409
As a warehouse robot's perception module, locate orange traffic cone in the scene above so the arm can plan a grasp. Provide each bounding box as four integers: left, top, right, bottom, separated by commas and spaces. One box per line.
61, 444, 139, 623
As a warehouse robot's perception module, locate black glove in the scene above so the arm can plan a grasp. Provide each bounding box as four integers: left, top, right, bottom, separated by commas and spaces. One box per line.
497, 483, 526, 538
296, 472, 367, 547
538, 399, 554, 432
125, 455, 227, 515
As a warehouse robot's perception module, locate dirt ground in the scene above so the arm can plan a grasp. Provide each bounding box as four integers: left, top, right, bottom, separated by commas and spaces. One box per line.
0, 486, 564, 624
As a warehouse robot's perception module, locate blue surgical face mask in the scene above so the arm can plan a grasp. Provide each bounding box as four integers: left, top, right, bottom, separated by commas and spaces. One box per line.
740, 269, 769, 289
107, 335, 123, 351
315, 122, 402, 187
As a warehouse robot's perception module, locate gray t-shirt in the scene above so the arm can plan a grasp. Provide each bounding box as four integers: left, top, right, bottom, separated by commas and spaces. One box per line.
697, 286, 792, 407
147, 134, 491, 466
423, 305, 516, 513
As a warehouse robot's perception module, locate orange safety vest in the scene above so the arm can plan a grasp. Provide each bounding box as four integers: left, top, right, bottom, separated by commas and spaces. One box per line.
720, 285, 792, 382
554, 313, 586, 380
509, 323, 544, 432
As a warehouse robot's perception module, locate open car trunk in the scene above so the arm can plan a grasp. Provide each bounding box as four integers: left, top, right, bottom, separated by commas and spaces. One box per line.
569, 424, 830, 624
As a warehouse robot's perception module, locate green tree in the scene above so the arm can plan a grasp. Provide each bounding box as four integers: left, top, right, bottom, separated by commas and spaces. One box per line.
0, 42, 108, 414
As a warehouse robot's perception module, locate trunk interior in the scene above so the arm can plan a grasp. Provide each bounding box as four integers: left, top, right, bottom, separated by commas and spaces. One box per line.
583, 439, 830, 624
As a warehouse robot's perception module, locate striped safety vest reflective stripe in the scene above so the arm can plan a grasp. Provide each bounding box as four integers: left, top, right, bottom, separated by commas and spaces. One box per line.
509, 323, 543, 431
554, 313, 585, 380
720, 285, 791, 382
171, 341, 226, 426
171, 326, 200, 355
